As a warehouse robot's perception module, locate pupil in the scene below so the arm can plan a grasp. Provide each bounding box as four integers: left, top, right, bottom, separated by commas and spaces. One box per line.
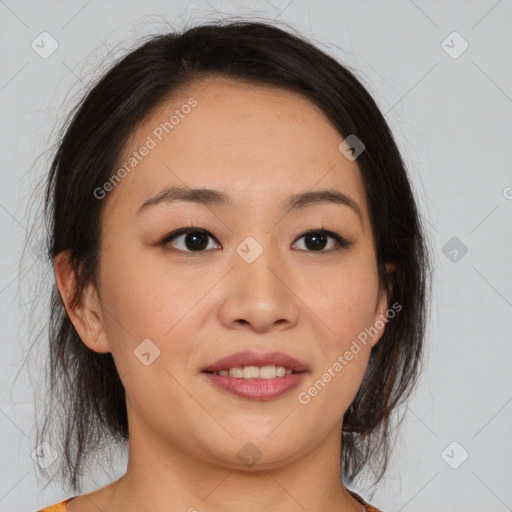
182, 232, 327, 251
185, 232, 208, 251
305, 233, 327, 251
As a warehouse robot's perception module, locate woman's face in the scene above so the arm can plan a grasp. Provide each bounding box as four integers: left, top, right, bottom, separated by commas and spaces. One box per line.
85, 77, 390, 469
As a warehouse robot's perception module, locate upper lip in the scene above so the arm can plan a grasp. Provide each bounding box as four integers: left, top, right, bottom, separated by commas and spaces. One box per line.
201, 350, 309, 373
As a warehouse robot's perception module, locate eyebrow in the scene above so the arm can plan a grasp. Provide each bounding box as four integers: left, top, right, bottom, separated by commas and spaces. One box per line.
137, 185, 363, 222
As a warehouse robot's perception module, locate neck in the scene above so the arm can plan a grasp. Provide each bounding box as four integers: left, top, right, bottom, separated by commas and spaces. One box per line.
102, 411, 364, 512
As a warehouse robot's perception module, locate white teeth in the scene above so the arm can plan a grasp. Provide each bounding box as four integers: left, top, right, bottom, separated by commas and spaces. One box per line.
229, 367, 243, 378
243, 366, 260, 379
215, 365, 294, 379
260, 365, 277, 379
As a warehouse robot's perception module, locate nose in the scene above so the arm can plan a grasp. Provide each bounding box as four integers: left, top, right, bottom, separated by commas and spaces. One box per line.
216, 240, 300, 334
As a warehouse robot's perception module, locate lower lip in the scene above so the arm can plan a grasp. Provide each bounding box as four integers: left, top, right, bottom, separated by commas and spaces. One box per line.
202, 372, 307, 400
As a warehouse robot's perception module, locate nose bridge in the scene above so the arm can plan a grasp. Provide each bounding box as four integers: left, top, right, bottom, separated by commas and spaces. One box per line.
216, 229, 299, 332
211, 197, 307, 332
234, 233, 283, 291
227, 192, 295, 288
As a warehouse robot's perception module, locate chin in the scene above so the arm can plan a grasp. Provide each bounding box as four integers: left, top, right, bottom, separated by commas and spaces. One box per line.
199, 430, 309, 470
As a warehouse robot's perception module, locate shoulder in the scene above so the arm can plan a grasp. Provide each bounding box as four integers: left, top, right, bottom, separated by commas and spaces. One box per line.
347, 489, 384, 512
36, 497, 76, 512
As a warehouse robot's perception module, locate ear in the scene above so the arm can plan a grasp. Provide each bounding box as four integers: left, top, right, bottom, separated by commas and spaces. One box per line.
53, 250, 110, 354
370, 262, 396, 349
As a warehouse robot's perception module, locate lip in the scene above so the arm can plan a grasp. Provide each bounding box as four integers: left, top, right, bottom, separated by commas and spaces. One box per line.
201, 350, 309, 401
203, 372, 307, 400
201, 350, 309, 373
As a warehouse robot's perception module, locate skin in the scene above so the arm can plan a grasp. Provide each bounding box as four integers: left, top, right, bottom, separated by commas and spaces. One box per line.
55, 77, 392, 512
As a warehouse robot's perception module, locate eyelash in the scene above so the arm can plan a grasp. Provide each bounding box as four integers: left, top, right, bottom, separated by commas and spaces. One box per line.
159, 227, 352, 254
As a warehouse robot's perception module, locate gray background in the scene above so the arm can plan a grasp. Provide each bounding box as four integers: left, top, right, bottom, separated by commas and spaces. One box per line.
1, 1, 511, 511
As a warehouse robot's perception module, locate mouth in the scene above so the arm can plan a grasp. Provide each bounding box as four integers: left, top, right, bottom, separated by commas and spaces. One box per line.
203, 364, 298, 379
201, 351, 309, 400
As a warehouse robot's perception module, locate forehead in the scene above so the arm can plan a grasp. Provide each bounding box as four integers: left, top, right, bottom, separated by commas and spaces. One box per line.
104, 77, 369, 225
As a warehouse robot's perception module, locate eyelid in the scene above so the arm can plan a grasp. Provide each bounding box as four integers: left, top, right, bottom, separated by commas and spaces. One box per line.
160, 227, 221, 251
160, 227, 352, 253
292, 228, 352, 249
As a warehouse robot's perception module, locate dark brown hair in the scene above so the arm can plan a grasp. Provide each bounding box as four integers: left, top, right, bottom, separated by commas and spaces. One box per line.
38, 19, 430, 493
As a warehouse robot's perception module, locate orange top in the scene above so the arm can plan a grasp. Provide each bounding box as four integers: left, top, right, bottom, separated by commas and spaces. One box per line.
37, 490, 382, 511
36, 497, 75, 511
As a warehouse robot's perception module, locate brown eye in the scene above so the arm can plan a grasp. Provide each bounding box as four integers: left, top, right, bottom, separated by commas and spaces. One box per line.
160, 227, 351, 254
161, 228, 220, 252
292, 229, 351, 252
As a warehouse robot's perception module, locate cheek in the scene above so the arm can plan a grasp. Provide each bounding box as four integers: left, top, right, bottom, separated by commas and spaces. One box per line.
311, 256, 381, 354
97, 244, 213, 374
300, 252, 380, 403
98, 233, 381, 418
96, 247, 168, 359
296, 269, 379, 426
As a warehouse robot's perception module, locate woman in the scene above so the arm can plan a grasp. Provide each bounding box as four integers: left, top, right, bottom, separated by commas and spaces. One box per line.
35, 20, 429, 512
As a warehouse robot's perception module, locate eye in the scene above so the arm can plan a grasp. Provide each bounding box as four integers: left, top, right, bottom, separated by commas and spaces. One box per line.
292, 229, 351, 252
160, 227, 351, 254
160, 228, 220, 253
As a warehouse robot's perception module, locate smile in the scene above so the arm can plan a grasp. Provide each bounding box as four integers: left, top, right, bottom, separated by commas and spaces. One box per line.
206, 364, 295, 379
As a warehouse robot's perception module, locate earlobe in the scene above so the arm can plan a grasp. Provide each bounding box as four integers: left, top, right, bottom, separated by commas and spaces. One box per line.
370, 290, 388, 349
53, 250, 110, 354
370, 262, 396, 349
